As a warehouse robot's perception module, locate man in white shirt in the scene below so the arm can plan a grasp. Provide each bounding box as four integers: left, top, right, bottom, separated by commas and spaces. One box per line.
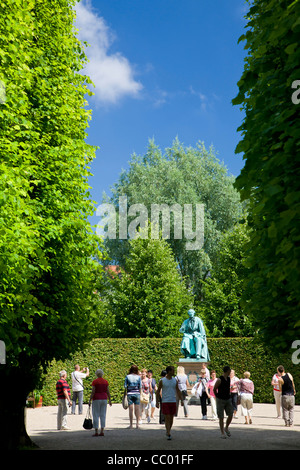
71, 364, 89, 414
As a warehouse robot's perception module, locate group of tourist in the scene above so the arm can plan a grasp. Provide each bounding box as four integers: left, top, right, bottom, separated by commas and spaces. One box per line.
55, 363, 296, 440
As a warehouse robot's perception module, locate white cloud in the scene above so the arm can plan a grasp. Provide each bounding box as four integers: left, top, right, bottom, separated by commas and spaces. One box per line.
189, 86, 208, 111
189, 86, 221, 112
74, 0, 143, 105
152, 88, 169, 108
189, 86, 206, 102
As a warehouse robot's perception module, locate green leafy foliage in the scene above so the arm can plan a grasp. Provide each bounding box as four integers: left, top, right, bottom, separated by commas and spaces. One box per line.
41, 337, 300, 405
0, 0, 103, 404
232, 0, 300, 351
199, 221, 255, 337
103, 139, 244, 301
103, 235, 194, 337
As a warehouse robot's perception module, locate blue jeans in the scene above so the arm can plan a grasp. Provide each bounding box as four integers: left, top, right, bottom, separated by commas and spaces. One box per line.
231, 392, 238, 412
72, 390, 84, 414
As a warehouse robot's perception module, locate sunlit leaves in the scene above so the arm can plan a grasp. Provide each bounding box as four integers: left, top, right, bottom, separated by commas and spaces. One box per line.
104, 138, 244, 301
105, 236, 193, 338
0, 0, 102, 369
232, 0, 300, 351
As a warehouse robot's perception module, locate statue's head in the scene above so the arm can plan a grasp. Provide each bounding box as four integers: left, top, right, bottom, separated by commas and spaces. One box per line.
188, 309, 195, 318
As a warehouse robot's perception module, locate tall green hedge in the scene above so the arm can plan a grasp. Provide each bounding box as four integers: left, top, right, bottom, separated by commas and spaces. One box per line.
40, 338, 299, 406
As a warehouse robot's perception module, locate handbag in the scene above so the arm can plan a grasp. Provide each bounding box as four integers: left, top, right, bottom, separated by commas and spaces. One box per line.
122, 392, 129, 410
140, 391, 149, 404
83, 405, 93, 430
181, 389, 188, 400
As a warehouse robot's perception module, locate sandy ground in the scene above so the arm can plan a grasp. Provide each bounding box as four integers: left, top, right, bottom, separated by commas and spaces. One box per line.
25, 402, 300, 451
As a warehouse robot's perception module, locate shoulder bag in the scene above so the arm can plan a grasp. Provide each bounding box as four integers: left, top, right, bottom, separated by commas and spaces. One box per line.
122, 391, 129, 410
72, 371, 84, 391
83, 404, 93, 430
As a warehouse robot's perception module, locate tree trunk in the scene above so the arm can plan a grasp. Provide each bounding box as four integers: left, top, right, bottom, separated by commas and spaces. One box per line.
0, 368, 39, 449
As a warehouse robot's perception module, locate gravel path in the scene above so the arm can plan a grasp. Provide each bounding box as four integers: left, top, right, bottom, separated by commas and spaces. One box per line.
26, 402, 300, 451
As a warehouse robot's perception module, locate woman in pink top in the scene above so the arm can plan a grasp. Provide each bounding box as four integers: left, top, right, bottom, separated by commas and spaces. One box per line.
140, 369, 152, 424
230, 369, 240, 419
206, 370, 217, 420
237, 371, 254, 424
89, 369, 112, 436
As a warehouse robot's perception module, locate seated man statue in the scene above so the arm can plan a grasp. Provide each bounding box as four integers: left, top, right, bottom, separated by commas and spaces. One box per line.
179, 309, 210, 361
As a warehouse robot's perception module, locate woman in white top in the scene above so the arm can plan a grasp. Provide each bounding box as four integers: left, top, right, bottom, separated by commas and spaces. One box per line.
156, 366, 182, 440
271, 368, 282, 418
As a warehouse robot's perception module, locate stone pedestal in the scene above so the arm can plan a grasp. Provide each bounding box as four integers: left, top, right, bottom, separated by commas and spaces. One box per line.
177, 359, 209, 389
176, 359, 210, 403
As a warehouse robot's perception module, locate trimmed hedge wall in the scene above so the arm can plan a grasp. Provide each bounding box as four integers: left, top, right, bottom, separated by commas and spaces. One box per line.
41, 337, 299, 406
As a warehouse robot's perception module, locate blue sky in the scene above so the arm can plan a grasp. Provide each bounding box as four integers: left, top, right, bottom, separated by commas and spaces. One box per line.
74, 0, 249, 226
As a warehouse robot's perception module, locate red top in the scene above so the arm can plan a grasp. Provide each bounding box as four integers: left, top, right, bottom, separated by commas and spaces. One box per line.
92, 377, 109, 400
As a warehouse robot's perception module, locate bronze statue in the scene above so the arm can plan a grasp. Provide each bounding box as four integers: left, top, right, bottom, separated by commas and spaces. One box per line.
179, 309, 210, 361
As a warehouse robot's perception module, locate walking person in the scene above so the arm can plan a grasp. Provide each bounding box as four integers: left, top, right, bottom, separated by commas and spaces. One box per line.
204, 364, 211, 406
124, 364, 142, 429
195, 369, 209, 420
213, 366, 234, 439
271, 367, 282, 418
237, 372, 254, 424
140, 369, 152, 424
206, 370, 217, 420
71, 364, 89, 415
175, 366, 189, 418
56, 370, 72, 430
148, 369, 157, 420
89, 369, 112, 436
230, 369, 239, 419
278, 365, 296, 427
158, 369, 167, 425
156, 365, 182, 440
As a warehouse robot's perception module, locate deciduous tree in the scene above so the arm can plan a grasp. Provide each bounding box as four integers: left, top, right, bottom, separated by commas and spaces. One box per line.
232, 0, 300, 351
103, 139, 244, 301
105, 234, 194, 338
199, 221, 254, 337
0, 0, 102, 448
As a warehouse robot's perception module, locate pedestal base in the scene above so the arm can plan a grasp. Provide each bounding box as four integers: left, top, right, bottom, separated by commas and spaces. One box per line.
176, 359, 210, 394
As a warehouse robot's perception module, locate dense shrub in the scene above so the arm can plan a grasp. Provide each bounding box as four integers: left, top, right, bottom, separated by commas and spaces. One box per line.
41, 337, 299, 406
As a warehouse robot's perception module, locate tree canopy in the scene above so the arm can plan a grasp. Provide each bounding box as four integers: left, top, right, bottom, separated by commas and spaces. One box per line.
232, 0, 300, 351
199, 221, 254, 337
104, 233, 194, 338
0, 0, 102, 448
103, 138, 244, 301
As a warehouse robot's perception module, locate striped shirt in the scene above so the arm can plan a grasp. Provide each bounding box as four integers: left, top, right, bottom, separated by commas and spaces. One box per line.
56, 379, 70, 400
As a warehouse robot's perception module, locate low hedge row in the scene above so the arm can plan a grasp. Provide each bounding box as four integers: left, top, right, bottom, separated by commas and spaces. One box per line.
41, 337, 299, 406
